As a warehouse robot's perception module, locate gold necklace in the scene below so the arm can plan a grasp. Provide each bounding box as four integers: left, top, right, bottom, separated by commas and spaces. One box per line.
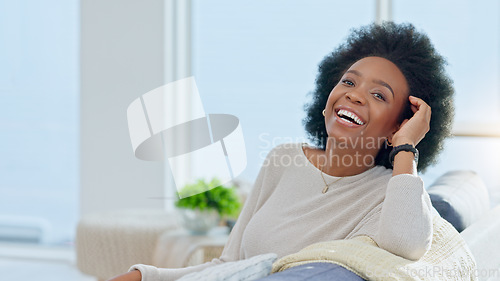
319, 164, 342, 194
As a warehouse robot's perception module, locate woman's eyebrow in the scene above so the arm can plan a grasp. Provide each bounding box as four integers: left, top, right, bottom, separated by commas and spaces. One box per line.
373, 79, 394, 98
345, 69, 395, 98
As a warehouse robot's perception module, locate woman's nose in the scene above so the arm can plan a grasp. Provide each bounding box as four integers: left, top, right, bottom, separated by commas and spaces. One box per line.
345, 91, 366, 105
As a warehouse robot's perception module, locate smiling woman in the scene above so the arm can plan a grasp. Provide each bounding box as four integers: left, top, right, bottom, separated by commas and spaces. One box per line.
109, 22, 466, 281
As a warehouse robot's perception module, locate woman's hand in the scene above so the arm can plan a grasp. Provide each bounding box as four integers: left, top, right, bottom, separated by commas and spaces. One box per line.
107, 270, 142, 281
391, 96, 431, 147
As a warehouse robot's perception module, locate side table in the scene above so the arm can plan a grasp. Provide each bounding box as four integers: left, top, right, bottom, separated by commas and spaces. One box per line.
152, 226, 229, 268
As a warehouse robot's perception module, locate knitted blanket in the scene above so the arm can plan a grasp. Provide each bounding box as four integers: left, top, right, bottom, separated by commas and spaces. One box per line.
272, 216, 477, 280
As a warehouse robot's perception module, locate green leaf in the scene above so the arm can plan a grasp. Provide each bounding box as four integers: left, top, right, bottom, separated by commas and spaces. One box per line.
175, 177, 242, 217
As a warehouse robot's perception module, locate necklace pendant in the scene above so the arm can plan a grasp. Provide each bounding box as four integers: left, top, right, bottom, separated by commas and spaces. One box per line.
322, 186, 329, 193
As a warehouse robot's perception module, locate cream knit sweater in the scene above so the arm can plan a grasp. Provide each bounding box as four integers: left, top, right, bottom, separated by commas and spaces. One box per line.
130, 143, 435, 281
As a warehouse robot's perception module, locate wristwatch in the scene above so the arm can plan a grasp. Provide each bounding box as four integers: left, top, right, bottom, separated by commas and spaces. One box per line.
389, 144, 419, 167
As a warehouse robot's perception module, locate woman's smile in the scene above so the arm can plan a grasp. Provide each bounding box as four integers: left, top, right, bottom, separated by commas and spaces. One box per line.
334, 107, 366, 127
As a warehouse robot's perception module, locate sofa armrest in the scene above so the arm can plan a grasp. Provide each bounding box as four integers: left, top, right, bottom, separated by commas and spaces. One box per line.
461, 205, 500, 281
76, 209, 178, 281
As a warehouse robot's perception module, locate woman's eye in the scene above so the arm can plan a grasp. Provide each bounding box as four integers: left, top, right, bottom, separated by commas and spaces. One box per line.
373, 93, 386, 101
342, 79, 354, 86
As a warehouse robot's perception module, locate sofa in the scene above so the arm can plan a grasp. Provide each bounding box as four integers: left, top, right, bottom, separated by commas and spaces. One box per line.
76, 170, 500, 281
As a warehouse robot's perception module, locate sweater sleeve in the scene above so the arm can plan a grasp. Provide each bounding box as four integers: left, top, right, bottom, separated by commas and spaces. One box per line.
375, 174, 433, 261
128, 147, 278, 281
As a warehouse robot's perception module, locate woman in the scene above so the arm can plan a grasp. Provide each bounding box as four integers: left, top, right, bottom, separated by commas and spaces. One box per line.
110, 22, 454, 281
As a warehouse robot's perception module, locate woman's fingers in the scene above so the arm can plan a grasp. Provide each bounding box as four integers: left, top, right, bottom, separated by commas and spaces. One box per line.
409, 96, 431, 121
392, 96, 432, 147
409, 96, 428, 110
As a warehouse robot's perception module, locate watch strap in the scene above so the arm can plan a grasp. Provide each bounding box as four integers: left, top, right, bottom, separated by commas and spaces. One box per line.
389, 144, 419, 166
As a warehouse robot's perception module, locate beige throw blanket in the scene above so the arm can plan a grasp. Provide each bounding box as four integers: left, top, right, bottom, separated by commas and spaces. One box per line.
272, 216, 477, 280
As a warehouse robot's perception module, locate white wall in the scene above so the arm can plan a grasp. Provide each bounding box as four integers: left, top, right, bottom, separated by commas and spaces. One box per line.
80, 0, 166, 215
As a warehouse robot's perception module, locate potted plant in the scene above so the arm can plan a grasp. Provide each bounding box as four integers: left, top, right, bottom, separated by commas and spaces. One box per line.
175, 178, 242, 234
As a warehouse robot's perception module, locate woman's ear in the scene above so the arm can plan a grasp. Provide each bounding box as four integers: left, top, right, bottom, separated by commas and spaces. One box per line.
386, 125, 399, 145
387, 119, 409, 144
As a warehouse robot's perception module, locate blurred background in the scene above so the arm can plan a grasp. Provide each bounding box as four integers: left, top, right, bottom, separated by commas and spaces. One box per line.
0, 0, 498, 279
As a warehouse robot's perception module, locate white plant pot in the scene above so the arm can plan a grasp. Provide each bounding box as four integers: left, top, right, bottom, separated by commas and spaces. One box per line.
177, 208, 220, 235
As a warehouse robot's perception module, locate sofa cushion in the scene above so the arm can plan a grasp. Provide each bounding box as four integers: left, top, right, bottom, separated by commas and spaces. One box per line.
428, 170, 489, 232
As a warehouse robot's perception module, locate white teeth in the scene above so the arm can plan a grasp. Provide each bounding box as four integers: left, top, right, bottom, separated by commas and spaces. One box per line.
337, 109, 365, 125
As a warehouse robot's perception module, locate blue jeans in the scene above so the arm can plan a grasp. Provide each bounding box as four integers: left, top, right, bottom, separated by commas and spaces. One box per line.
256, 262, 366, 281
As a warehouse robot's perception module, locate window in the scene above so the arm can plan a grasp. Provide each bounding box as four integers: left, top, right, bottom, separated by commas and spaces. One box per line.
0, 0, 79, 245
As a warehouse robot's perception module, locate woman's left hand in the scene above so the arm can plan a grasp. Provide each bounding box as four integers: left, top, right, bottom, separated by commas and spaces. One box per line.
391, 96, 431, 147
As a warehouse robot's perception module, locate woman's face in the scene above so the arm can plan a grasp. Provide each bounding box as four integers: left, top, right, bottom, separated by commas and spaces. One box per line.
324, 56, 409, 149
